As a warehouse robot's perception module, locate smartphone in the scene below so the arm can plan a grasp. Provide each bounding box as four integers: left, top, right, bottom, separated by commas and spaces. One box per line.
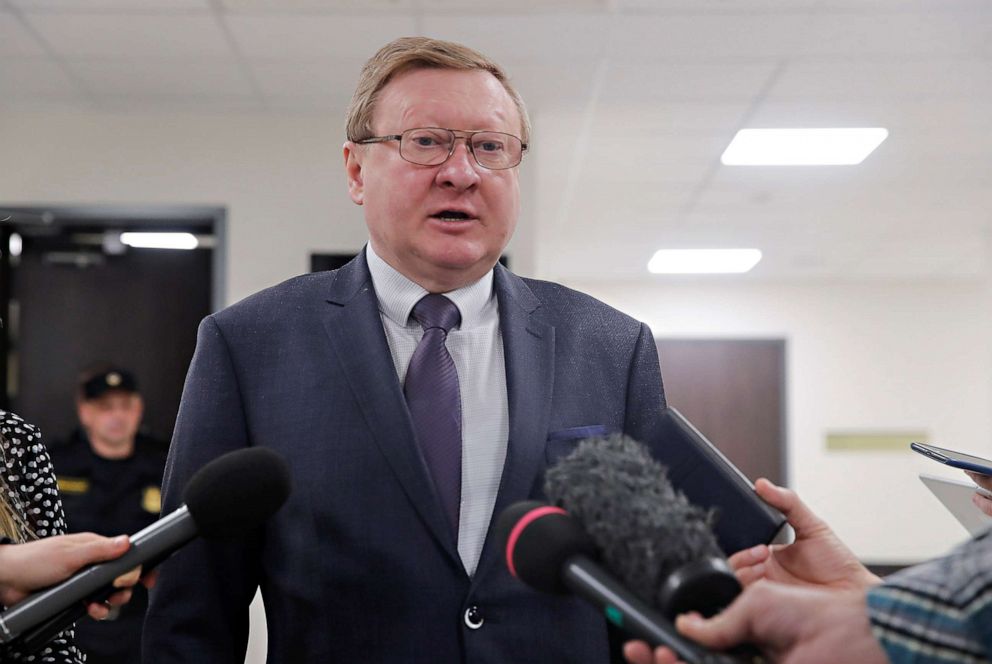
911, 442, 992, 476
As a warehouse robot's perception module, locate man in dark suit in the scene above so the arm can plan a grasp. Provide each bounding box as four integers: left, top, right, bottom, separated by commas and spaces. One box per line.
143, 37, 682, 663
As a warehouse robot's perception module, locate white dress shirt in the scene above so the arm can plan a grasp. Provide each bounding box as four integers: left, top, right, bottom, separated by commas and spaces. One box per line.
365, 244, 509, 576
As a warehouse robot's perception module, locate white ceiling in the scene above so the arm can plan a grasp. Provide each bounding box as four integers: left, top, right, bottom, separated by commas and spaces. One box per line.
2, 0, 991, 282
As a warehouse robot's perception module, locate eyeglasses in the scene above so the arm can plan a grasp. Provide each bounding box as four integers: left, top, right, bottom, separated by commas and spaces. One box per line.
355, 127, 527, 170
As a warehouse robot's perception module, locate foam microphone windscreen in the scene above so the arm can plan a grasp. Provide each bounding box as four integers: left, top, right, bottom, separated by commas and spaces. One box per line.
182, 447, 292, 538
544, 435, 726, 610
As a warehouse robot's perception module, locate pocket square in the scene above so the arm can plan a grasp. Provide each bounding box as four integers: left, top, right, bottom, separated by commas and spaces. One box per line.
545, 425, 615, 464
546, 425, 612, 442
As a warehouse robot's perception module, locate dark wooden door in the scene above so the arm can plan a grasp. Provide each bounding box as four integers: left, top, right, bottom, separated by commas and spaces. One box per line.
656, 339, 786, 485
7, 228, 211, 446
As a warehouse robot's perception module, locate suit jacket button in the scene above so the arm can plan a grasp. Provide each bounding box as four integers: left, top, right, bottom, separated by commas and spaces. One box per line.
463, 605, 484, 630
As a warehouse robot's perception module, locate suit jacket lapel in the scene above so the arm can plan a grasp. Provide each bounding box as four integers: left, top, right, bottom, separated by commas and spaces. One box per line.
471, 265, 555, 587
320, 253, 461, 567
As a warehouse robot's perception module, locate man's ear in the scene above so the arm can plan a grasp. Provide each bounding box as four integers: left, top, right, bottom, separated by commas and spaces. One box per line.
343, 142, 364, 206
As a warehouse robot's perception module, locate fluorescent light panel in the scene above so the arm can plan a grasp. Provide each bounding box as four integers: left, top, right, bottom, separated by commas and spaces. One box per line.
648, 249, 762, 274
120, 232, 198, 250
721, 128, 888, 165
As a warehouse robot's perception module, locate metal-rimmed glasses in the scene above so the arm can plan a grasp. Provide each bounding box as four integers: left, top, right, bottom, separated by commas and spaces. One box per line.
355, 127, 527, 170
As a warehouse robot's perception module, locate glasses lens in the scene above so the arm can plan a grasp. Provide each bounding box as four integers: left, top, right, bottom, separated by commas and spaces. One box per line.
400, 128, 453, 165
471, 132, 522, 169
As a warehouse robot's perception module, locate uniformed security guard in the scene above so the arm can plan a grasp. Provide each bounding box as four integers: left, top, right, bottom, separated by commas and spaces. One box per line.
50, 366, 167, 664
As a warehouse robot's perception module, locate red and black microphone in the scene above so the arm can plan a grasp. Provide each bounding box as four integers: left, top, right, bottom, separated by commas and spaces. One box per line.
496, 501, 746, 664
497, 433, 767, 663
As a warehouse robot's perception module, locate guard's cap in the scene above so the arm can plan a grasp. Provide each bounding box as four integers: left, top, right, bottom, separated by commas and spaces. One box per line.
80, 367, 139, 400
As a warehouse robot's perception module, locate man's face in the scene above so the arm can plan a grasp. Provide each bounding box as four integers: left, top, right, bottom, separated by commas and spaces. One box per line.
77, 391, 143, 451
344, 67, 522, 292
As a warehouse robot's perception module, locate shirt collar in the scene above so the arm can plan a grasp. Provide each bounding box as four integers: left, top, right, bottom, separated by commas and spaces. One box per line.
365, 244, 494, 330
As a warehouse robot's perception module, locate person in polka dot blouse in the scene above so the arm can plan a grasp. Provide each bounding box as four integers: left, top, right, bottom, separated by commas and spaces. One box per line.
0, 409, 146, 663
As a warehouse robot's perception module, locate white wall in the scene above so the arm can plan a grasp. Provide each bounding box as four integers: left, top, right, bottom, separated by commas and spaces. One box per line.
5, 108, 991, 659
569, 278, 992, 563
2, 109, 360, 302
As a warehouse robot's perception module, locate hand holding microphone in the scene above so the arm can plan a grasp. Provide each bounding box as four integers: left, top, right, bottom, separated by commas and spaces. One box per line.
496, 501, 747, 664
0, 533, 149, 620
0, 446, 291, 653
532, 435, 885, 664
497, 434, 763, 663
623, 581, 886, 664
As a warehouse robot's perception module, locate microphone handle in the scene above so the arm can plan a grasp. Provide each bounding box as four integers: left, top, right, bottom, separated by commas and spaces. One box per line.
0, 505, 196, 645
562, 556, 760, 664
13, 544, 182, 655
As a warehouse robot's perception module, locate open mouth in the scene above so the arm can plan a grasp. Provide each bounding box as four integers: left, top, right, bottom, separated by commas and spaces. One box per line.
432, 210, 472, 221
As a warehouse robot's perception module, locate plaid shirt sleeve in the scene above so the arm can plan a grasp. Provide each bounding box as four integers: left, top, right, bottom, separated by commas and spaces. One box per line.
867, 530, 992, 663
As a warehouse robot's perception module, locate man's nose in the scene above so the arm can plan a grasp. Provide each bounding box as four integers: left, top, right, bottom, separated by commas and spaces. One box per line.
435, 140, 481, 190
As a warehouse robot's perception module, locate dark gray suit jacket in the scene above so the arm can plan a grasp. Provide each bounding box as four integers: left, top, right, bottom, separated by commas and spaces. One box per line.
143, 253, 676, 663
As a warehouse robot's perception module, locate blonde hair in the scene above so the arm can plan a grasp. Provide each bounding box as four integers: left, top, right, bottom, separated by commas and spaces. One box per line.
0, 500, 20, 541
345, 36, 531, 145
0, 430, 35, 543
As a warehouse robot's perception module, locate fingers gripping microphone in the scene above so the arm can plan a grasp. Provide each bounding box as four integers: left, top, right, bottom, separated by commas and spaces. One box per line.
496, 501, 735, 664
498, 503, 756, 664
0, 447, 292, 650
544, 434, 742, 619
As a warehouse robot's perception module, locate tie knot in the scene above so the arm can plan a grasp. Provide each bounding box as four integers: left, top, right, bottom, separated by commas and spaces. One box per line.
411, 294, 460, 334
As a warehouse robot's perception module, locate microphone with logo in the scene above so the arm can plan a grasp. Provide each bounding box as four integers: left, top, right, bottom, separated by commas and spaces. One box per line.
496, 435, 763, 663
0, 446, 292, 653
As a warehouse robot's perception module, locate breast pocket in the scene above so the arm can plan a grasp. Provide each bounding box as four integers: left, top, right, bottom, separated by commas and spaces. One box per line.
545, 425, 614, 465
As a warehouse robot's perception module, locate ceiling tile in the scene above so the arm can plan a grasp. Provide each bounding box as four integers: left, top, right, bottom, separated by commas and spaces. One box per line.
590, 101, 751, 136
224, 14, 416, 58
421, 13, 607, 64
615, 0, 821, 10
800, 12, 992, 58
555, 183, 692, 227
0, 57, 78, 96
747, 98, 992, 130
768, 58, 992, 101
608, 13, 814, 60
24, 13, 232, 57
0, 12, 47, 56
88, 95, 266, 112
220, 0, 413, 10
264, 96, 347, 113
809, 0, 992, 15
70, 57, 254, 96
576, 135, 725, 186
249, 58, 364, 99
9, 0, 210, 9
506, 63, 596, 108
422, 0, 604, 9
600, 61, 780, 102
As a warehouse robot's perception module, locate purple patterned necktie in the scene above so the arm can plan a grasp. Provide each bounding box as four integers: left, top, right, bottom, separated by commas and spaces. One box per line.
404, 294, 463, 537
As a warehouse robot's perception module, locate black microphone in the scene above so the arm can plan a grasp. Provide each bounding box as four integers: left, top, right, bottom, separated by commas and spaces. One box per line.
496, 502, 750, 664
544, 434, 742, 619
0, 447, 291, 650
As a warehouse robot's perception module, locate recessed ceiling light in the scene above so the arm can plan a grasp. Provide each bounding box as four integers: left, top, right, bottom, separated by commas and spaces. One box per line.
721, 128, 888, 165
120, 232, 198, 250
648, 249, 762, 274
